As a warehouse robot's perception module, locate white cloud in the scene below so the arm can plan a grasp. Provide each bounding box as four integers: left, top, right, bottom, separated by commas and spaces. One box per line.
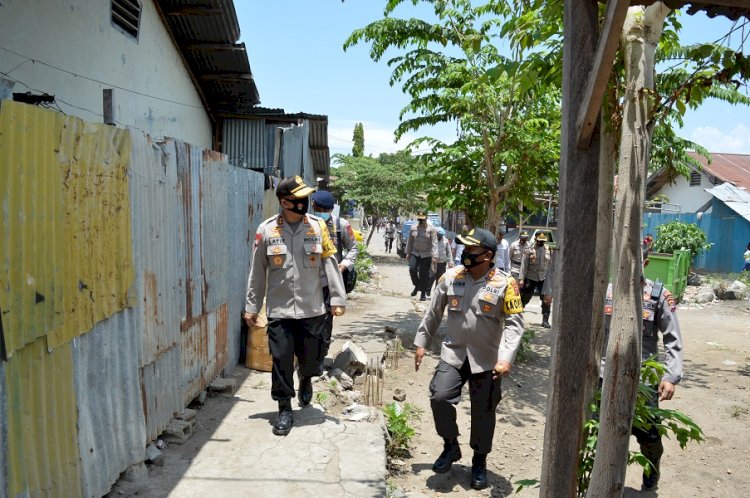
689, 124, 750, 154
327, 119, 456, 158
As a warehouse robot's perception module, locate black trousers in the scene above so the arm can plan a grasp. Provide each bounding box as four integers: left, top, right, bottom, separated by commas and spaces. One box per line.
521, 278, 551, 316
385, 236, 394, 252
431, 262, 447, 289
429, 359, 503, 455
409, 255, 432, 292
267, 315, 327, 401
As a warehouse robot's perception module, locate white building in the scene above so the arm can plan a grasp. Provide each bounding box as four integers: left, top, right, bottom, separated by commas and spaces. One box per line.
0, 0, 258, 149
646, 151, 750, 213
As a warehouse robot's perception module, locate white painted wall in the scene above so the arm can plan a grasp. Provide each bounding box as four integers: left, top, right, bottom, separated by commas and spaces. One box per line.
0, 0, 212, 149
655, 173, 714, 213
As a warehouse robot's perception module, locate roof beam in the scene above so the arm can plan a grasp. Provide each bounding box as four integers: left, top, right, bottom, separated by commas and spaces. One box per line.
576, 0, 630, 149
199, 73, 254, 81
165, 6, 223, 16
184, 43, 246, 52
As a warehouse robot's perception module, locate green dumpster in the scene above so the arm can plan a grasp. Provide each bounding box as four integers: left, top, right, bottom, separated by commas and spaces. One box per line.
643, 249, 690, 299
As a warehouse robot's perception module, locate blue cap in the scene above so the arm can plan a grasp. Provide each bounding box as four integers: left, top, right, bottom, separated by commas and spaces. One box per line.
437, 227, 446, 235
311, 190, 335, 209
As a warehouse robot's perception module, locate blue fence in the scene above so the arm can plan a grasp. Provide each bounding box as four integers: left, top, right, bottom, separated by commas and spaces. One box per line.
643, 201, 750, 273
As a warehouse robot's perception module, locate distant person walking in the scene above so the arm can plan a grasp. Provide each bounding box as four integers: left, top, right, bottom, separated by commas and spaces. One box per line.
744, 242, 750, 272
385, 221, 396, 253
431, 227, 454, 289
406, 210, 438, 301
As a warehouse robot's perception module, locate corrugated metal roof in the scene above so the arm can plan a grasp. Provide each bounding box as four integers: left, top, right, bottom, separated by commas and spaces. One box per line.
155, 0, 259, 113
690, 151, 750, 191
0, 101, 135, 358
72, 311, 147, 498
5, 337, 82, 498
706, 182, 750, 222
635, 0, 750, 20
222, 118, 268, 170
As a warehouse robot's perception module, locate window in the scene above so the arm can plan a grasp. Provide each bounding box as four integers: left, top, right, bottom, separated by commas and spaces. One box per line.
112, 0, 141, 40
689, 171, 701, 187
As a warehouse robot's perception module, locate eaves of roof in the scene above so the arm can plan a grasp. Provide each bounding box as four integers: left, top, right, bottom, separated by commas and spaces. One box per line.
154, 0, 259, 118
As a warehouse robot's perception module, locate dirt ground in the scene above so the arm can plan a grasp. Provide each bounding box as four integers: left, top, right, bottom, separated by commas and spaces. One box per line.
358, 229, 750, 498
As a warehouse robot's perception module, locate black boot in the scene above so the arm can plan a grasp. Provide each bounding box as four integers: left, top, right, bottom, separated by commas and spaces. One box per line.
432, 438, 461, 474
471, 453, 488, 490
542, 314, 551, 328
411, 286, 418, 297
640, 440, 663, 490
273, 400, 294, 436
420, 292, 427, 301
298, 376, 313, 406
426, 289, 431, 298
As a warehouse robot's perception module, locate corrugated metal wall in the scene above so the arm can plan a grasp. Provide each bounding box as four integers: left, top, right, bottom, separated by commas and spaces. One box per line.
0, 101, 268, 496
642, 205, 750, 273
222, 118, 268, 171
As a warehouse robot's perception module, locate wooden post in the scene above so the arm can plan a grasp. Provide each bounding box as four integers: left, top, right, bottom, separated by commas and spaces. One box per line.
103, 89, 115, 125
539, 0, 602, 495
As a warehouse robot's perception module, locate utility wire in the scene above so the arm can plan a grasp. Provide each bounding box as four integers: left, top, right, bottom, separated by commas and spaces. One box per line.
0, 45, 203, 109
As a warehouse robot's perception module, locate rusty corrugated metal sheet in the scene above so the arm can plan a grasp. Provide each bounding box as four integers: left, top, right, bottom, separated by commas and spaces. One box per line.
130, 134, 183, 368
0, 101, 134, 357
181, 303, 228, 404
689, 151, 750, 191
5, 337, 81, 497
176, 141, 205, 321
72, 311, 147, 498
222, 118, 268, 171
202, 155, 231, 312
141, 345, 182, 442
158, 0, 240, 43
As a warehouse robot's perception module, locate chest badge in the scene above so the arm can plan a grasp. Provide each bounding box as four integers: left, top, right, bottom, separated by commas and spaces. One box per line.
484, 293, 494, 301
450, 297, 460, 308
273, 256, 283, 266
482, 304, 492, 312
273, 246, 282, 254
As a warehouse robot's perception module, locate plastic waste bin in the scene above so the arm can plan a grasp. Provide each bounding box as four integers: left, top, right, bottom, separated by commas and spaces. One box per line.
643, 249, 690, 299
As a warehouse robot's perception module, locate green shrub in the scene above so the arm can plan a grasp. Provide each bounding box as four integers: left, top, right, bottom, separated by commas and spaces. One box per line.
651, 220, 711, 259
383, 402, 423, 459
355, 242, 374, 283
514, 329, 536, 364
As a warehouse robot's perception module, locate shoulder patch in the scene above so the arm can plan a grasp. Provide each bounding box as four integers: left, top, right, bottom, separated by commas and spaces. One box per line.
254, 231, 263, 248
503, 280, 523, 315
663, 290, 677, 312
318, 220, 337, 259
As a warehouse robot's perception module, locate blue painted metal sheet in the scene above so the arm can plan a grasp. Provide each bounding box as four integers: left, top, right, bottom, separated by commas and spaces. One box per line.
222, 118, 268, 170
0, 358, 6, 498
72, 311, 147, 498
141, 345, 182, 442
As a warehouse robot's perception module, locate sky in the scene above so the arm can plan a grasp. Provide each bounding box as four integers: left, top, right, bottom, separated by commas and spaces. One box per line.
235, 1, 750, 158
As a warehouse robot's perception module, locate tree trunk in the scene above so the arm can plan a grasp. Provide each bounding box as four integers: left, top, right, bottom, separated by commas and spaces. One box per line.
586, 4, 669, 497
584, 108, 617, 417
539, 1, 602, 495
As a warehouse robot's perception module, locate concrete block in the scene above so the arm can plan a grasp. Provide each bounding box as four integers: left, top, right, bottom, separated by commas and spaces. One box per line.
332, 341, 367, 378
208, 377, 237, 394
175, 408, 197, 422
145, 444, 164, 466
162, 419, 192, 445
332, 368, 354, 390
110, 462, 148, 495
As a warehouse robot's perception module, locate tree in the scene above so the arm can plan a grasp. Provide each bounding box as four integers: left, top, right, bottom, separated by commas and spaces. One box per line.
587, 5, 672, 496
352, 122, 365, 157
332, 150, 425, 241
344, 0, 562, 230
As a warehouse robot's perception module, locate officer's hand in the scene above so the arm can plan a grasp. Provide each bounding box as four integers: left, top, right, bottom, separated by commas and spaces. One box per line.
492, 360, 511, 380
331, 306, 346, 317
338, 263, 347, 273
432, 257, 438, 264
243, 312, 258, 328
518, 280, 524, 287
415, 347, 426, 371
659, 380, 675, 401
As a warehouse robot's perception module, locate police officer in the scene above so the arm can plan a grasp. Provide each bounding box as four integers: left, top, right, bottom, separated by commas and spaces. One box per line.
244, 176, 347, 436
414, 228, 525, 490
430, 227, 454, 289
508, 230, 531, 280
519, 232, 552, 328
310, 190, 358, 363
405, 210, 438, 301
601, 249, 683, 490
384, 220, 396, 253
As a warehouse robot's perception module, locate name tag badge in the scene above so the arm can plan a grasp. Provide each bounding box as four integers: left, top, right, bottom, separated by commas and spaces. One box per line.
449, 296, 462, 311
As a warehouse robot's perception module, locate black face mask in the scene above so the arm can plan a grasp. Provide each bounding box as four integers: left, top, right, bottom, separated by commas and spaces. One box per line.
284, 197, 309, 216
462, 250, 488, 268
437, 234, 443, 240
536, 241, 545, 247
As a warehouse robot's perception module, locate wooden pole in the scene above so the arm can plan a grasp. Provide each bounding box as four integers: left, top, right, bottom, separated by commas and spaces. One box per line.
539, 0, 602, 495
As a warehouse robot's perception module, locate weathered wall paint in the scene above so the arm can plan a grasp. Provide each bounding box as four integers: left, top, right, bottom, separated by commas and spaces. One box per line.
5, 337, 82, 498
0, 101, 134, 357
